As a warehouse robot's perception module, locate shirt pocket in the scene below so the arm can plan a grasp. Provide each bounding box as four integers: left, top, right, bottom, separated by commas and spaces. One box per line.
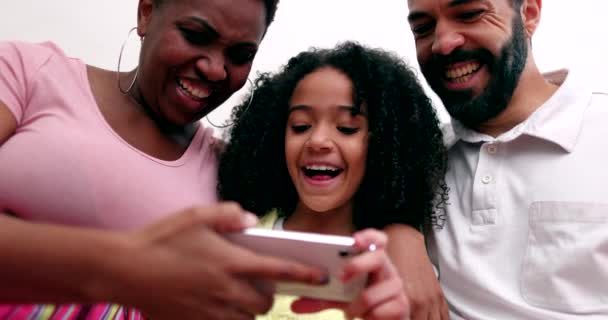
521, 201, 608, 313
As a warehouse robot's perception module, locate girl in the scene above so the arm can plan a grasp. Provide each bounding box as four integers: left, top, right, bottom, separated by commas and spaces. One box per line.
219, 42, 448, 319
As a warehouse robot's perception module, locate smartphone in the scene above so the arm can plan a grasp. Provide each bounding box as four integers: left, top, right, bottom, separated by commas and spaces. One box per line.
225, 228, 368, 302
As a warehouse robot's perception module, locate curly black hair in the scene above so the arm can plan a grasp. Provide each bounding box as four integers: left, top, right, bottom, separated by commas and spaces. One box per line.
218, 41, 448, 230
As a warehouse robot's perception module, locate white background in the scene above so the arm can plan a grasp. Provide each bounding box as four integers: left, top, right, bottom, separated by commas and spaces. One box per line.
2, 1, 606, 131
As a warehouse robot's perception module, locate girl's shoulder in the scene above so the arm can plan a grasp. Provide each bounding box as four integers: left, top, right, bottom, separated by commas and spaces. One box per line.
258, 209, 281, 229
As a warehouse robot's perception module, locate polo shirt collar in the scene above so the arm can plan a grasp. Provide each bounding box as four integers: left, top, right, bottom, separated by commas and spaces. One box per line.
450, 69, 592, 153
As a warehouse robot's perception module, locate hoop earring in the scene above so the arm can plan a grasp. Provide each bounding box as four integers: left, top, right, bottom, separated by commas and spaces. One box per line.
117, 27, 143, 95
206, 78, 256, 129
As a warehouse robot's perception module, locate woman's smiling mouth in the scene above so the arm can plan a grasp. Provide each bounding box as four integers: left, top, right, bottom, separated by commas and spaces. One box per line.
177, 77, 212, 101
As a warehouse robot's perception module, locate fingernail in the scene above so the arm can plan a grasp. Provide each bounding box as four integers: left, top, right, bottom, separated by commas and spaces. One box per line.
242, 212, 258, 227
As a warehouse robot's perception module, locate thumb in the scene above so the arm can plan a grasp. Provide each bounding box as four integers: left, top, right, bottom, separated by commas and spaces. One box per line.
198, 203, 259, 233
135, 204, 258, 244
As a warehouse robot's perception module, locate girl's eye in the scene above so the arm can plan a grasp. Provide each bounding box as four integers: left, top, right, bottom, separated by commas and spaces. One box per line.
180, 28, 211, 46
291, 125, 311, 133
338, 127, 359, 135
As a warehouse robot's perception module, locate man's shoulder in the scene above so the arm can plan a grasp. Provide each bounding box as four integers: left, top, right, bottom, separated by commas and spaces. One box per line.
440, 121, 459, 149
588, 92, 608, 116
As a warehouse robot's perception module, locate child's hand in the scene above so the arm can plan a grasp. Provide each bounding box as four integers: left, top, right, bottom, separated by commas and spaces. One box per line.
292, 229, 410, 319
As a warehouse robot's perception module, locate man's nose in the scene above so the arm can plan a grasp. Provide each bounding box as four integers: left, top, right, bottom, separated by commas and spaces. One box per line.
431, 22, 465, 56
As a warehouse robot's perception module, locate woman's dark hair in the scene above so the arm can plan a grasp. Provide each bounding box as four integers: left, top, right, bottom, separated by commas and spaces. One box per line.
153, 0, 280, 27
218, 41, 448, 230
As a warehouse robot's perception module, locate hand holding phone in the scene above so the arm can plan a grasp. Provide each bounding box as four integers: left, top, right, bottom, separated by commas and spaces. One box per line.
225, 228, 368, 302
292, 228, 411, 319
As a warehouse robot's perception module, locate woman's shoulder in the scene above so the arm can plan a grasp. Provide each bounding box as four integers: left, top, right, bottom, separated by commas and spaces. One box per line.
209, 135, 227, 155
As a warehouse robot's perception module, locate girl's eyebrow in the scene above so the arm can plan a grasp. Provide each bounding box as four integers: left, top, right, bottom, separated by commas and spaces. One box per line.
287, 105, 311, 114
287, 105, 357, 113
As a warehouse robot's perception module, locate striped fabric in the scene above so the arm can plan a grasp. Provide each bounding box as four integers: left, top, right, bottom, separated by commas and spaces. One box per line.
0, 304, 144, 320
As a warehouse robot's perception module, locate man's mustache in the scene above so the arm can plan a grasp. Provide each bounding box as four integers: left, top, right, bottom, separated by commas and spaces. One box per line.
424, 48, 494, 72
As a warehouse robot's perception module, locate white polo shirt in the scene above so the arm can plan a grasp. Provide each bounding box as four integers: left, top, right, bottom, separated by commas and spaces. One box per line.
428, 70, 608, 320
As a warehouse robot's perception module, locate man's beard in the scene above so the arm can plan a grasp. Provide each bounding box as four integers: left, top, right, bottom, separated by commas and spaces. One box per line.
420, 17, 528, 129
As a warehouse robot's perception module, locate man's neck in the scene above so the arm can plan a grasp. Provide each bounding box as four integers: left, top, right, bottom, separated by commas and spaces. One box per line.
476, 63, 561, 137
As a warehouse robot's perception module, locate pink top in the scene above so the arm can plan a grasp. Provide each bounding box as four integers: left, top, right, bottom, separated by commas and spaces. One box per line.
0, 40, 221, 319
0, 41, 219, 230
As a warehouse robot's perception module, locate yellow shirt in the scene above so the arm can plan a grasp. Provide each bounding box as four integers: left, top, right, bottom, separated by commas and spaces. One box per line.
256, 211, 347, 320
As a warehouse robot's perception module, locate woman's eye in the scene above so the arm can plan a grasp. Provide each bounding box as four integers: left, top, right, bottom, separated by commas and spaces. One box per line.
180, 28, 211, 46
291, 125, 311, 133
227, 48, 256, 65
338, 127, 359, 135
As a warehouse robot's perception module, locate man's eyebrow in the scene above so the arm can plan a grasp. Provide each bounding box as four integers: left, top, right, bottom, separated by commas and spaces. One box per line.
407, 11, 429, 23
408, 0, 483, 22
448, 0, 483, 8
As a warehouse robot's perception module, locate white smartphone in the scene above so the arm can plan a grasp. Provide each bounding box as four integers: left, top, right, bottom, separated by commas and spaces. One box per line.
225, 228, 368, 302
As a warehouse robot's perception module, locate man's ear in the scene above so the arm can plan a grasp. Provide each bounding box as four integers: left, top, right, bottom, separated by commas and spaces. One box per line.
521, 0, 542, 38
137, 0, 155, 37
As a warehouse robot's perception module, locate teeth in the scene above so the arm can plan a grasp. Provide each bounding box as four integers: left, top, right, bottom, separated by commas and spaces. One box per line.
305, 165, 339, 171
178, 78, 211, 99
453, 73, 473, 83
445, 62, 480, 80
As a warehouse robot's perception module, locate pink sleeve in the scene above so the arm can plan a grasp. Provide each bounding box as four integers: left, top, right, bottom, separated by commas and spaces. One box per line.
0, 41, 54, 124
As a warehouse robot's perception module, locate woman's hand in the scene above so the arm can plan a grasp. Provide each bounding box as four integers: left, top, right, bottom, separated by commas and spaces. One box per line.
110, 202, 328, 320
292, 229, 410, 320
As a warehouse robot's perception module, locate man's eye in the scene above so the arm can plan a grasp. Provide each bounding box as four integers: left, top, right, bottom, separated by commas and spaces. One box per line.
458, 10, 485, 21
412, 22, 435, 37
291, 125, 311, 133
179, 28, 211, 46
338, 127, 359, 135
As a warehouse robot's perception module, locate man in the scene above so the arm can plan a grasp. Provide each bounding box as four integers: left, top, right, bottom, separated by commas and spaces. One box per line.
399, 0, 608, 319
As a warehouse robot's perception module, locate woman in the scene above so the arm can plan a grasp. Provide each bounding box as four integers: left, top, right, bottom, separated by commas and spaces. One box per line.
0, 0, 327, 319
